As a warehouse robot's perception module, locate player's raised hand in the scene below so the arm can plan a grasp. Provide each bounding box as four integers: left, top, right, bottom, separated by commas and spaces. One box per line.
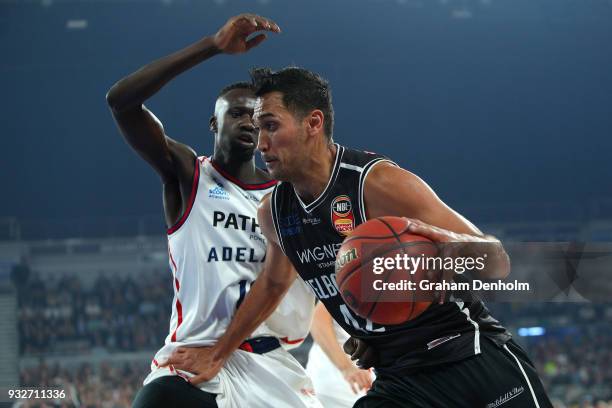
159, 345, 226, 384
213, 14, 281, 55
340, 365, 373, 394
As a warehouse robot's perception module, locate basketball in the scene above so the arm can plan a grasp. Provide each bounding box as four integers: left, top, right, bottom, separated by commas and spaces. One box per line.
335, 216, 439, 325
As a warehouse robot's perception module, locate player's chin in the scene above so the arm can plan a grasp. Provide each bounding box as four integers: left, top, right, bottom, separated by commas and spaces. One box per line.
264, 161, 285, 180
229, 142, 257, 158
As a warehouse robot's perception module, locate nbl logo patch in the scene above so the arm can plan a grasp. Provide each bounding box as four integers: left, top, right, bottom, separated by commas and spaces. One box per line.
331, 195, 354, 236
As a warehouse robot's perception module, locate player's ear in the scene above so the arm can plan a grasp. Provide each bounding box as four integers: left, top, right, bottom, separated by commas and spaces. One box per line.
209, 115, 218, 133
306, 109, 324, 137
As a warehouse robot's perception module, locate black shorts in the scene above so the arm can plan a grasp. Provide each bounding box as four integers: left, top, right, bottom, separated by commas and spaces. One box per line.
131, 376, 217, 408
355, 337, 552, 408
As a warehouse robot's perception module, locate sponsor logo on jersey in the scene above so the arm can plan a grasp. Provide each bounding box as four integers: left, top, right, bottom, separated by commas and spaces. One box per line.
297, 242, 342, 264
335, 247, 358, 271
279, 214, 303, 236
486, 386, 524, 408
209, 180, 229, 200
426, 333, 461, 350
331, 195, 354, 236
241, 192, 259, 203
302, 216, 321, 226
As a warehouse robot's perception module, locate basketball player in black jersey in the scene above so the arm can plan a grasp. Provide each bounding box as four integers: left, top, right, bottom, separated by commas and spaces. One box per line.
106, 14, 285, 408
163, 70, 552, 406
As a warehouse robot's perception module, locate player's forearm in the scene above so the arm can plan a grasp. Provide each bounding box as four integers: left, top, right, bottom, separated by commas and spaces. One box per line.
311, 317, 353, 371
106, 36, 220, 112
213, 276, 290, 360
460, 236, 511, 280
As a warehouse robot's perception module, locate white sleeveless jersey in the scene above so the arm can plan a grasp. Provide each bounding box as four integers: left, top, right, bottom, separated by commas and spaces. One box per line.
153, 157, 314, 365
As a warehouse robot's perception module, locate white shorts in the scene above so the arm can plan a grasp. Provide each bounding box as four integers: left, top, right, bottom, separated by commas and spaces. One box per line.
306, 343, 374, 408
144, 346, 322, 408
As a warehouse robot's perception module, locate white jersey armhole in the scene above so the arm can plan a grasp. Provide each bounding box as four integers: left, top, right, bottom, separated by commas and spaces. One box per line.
166, 155, 204, 236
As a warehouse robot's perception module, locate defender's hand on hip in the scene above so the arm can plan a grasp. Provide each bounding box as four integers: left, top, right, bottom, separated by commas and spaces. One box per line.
159, 345, 226, 385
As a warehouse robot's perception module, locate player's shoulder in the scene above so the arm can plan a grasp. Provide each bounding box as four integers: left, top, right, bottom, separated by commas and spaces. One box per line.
167, 137, 198, 163
366, 160, 420, 188
339, 144, 395, 169
257, 191, 278, 241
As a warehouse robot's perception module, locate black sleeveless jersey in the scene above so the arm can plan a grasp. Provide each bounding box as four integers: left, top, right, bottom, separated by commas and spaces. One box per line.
271, 144, 511, 373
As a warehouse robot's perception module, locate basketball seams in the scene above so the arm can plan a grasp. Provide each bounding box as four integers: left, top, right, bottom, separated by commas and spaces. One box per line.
342, 220, 412, 245
337, 216, 438, 325
373, 218, 416, 321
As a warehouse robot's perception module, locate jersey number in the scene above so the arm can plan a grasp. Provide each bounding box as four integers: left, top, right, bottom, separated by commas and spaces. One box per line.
339, 304, 385, 333
236, 279, 252, 310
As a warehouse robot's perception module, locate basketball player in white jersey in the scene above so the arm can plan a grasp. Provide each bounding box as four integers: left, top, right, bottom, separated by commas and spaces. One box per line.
307, 302, 374, 407
106, 14, 318, 408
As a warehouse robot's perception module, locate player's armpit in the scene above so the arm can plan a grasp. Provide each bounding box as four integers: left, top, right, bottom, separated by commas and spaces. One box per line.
165, 137, 198, 183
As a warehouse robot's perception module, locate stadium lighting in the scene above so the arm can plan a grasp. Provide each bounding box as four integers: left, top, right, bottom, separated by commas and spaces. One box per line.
518, 327, 546, 337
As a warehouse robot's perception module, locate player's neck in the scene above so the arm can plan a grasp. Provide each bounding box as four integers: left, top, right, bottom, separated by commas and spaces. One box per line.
211, 152, 266, 184
292, 143, 336, 204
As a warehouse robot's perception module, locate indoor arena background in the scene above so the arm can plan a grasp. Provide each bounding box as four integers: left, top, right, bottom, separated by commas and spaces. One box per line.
1, 0, 611, 407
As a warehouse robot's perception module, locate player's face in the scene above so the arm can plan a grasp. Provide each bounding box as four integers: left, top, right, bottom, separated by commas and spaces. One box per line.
254, 92, 307, 181
214, 88, 258, 159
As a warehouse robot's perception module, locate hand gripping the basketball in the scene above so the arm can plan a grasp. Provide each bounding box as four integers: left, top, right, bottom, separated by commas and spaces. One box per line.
213, 14, 281, 55
159, 345, 226, 385
343, 337, 379, 370
404, 217, 472, 300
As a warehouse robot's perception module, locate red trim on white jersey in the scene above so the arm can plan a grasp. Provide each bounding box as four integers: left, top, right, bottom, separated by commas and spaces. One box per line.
168, 245, 183, 342
239, 342, 254, 352
167, 156, 202, 235
208, 158, 277, 190
280, 337, 305, 345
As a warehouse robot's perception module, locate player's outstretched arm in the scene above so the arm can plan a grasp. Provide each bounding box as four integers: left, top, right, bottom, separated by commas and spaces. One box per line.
159, 194, 296, 384
105, 14, 280, 180
310, 303, 373, 394
364, 162, 510, 279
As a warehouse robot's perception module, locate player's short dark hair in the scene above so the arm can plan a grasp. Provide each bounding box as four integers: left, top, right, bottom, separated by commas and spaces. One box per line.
217, 82, 254, 99
250, 67, 334, 140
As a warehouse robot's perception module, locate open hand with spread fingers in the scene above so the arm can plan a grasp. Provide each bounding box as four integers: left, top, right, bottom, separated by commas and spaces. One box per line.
213, 13, 281, 54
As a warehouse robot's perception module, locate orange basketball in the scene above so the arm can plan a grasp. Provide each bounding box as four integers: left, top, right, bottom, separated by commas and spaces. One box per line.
335, 216, 439, 325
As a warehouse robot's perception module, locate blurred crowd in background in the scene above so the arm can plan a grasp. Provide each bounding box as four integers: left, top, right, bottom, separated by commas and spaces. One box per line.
18, 273, 171, 355
13, 272, 612, 408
